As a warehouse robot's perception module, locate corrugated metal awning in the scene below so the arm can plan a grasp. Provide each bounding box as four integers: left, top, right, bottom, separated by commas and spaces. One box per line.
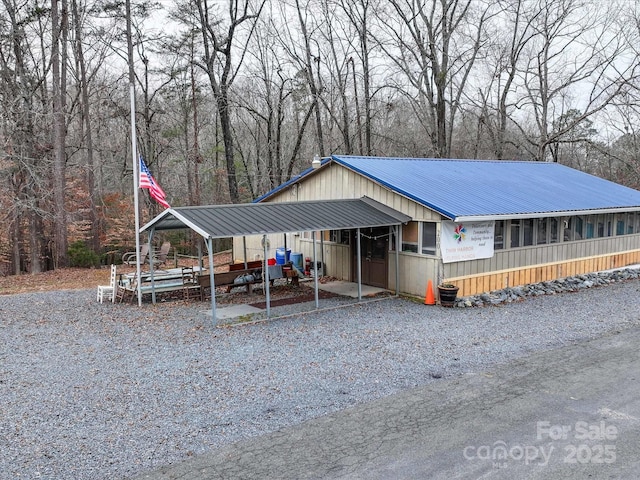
140, 197, 411, 238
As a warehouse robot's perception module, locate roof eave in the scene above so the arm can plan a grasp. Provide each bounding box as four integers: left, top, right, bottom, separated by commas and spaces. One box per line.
454, 207, 640, 222
140, 208, 211, 238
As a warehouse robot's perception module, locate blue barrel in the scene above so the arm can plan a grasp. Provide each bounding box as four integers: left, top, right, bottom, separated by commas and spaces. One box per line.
290, 252, 303, 271
275, 247, 291, 265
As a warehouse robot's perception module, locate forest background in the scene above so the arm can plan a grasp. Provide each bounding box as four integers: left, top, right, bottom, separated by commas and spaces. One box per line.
2, 0, 640, 275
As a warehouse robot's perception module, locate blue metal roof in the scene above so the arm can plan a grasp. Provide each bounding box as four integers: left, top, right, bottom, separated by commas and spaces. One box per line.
256, 155, 640, 220
331, 155, 640, 220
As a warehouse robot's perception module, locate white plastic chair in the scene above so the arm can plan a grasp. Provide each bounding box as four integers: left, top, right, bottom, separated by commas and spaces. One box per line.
97, 264, 118, 303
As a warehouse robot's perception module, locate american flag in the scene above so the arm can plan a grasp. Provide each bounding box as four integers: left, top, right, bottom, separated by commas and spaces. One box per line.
139, 157, 170, 209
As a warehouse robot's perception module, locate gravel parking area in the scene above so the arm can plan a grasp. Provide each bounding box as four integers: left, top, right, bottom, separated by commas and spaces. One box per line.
2, 278, 640, 479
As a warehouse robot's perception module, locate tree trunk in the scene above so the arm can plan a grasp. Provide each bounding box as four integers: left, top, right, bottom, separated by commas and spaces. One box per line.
51, 0, 68, 267
296, 0, 325, 156
217, 88, 239, 203
72, 0, 100, 253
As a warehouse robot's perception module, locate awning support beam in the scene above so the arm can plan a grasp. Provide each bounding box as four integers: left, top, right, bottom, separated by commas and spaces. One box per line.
263, 235, 271, 318
313, 232, 319, 308
356, 227, 362, 301
206, 237, 217, 324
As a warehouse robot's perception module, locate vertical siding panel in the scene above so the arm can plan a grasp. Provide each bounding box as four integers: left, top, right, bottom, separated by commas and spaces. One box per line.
491, 274, 499, 291
481, 276, 489, 294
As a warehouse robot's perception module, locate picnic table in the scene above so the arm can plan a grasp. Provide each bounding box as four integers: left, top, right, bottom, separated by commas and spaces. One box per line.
116, 267, 205, 302
115, 262, 302, 304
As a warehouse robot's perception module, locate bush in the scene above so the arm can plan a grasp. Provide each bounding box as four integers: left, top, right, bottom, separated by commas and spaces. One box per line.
68, 241, 101, 268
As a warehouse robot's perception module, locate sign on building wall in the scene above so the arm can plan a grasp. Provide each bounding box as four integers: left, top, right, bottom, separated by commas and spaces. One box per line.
441, 221, 495, 263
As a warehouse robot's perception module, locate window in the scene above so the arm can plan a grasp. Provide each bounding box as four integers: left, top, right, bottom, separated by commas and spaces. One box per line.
595, 215, 609, 238
597, 216, 605, 237
550, 218, 559, 243
510, 220, 521, 248
421, 222, 437, 255
522, 219, 534, 246
401, 222, 419, 253
564, 216, 583, 241
586, 217, 595, 239
536, 218, 548, 245
574, 216, 584, 240
494, 220, 504, 250
330, 230, 350, 245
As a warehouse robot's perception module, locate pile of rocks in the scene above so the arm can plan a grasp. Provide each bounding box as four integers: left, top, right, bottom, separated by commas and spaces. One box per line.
455, 267, 640, 308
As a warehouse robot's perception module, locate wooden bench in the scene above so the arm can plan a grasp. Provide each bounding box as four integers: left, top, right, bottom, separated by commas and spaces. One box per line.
212, 269, 260, 294
229, 260, 263, 271
115, 280, 186, 303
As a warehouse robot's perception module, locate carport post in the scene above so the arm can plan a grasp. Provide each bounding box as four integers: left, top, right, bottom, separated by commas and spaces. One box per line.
320, 233, 324, 276
206, 237, 217, 324
149, 229, 157, 304
243, 236, 248, 269
263, 235, 271, 318
313, 232, 319, 309
356, 227, 362, 301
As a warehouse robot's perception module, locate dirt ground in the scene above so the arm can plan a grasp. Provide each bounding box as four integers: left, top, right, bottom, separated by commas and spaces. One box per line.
0, 268, 111, 295
0, 252, 233, 296
0, 253, 333, 305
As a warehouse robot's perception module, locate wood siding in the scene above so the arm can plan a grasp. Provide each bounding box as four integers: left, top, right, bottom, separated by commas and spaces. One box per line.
445, 249, 640, 297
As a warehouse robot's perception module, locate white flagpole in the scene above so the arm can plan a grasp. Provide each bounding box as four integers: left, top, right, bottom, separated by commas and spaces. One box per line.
131, 89, 142, 307
126, 0, 142, 306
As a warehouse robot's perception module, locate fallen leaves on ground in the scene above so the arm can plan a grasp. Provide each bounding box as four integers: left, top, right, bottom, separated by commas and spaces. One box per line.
0, 268, 110, 295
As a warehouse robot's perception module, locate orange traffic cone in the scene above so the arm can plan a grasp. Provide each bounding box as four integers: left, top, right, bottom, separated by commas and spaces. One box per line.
424, 279, 435, 305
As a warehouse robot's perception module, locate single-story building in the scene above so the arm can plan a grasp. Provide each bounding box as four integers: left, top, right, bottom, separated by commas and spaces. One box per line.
235, 155, 640, 299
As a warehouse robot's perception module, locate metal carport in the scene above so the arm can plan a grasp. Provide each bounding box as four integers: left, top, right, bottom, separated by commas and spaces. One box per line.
139, 196, 411, 324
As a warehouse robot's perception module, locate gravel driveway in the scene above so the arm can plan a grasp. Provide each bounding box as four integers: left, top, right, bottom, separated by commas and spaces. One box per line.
2, 279, 639, 479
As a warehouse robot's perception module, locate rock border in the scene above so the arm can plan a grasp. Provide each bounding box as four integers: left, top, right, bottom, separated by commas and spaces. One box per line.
455, 267, 640, 308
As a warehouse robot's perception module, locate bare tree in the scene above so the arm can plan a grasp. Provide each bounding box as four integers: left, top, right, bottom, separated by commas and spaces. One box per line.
471, 0, 541, 159
381, 0, 496, 158
193, 0, 265, 204
71, 0, 101, 252
340, 0, 375, 154
294, 0, 325, 156
520, 0, 638, 161
51, 0, 70, 267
